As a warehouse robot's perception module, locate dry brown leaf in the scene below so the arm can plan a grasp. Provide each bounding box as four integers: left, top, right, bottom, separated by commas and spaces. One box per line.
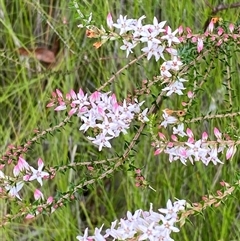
18, 47, 56, 63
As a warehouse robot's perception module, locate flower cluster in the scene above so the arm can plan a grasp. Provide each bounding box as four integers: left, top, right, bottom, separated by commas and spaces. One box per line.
76, 199, 186, 241
154, 112, 236, 165
111, 15, 180, 61
47, 89, 149, 151
0, 157, 49, 200
109, 15, 189, 96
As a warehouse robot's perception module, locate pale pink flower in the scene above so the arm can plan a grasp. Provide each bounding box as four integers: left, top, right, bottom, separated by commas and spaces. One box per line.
140, 27, 161, 48
168, 56, 183, 71
162, 80, 186, 96
141, 43, 165, 61
88, 134, 113, 151
158, 215, 180, 233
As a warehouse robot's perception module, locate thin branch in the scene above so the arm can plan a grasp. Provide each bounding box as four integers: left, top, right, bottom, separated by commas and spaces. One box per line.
212, 2, 240, 15
97, 53, 146, 91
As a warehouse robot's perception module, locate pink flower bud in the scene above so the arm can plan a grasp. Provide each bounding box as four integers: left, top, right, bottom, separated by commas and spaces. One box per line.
25, 214, 35, 219
214, 127, 222, 139
186, 27, 192, 34
46, 102, 55, 108
47, 196, 54, 204
207, 20, 214, 33
217, 27, 224, 36
186, 128, 194, 138
171, 135, 178, 141
34, 189, 44, 201
56, 89, 63, 98
216, 39, 223, 46
87, 166, 94, 171
178, 25, 183, 35
197, 38, 203, 53
54, 105, 67, 111
167, 142, 174, 148
158, 132, 166, 140
202, 132, 208, 141
217, 190, 223, 196
70, 89, 77, 99
68, 108, 77, 116
107, 13, 113, 29
187, 91, 194, 99
154, 148, 162, 155
191, 36, 197, 43
229, 23, 234, 33
226, 145, 235, 160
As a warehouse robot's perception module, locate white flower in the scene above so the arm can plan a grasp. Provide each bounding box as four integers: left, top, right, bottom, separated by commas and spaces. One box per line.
76, 228, 89, 241
141, 43, 165, 61
162, 80, 186, 96
160, 61, 172, 77
185, 140, 209, 163
29, 158, 49, 186
140, 28, 161, 48
5, 181, 24, 200
120, 40, 137, 57
88, 134, 113, 151
160, 111, 178, 128
161, 27, 180, 47
168, 56, 183, 71
113, 15, 136, 35
138, 108, 149, 123
173, 123, 187, 137
158, 199, 179, 220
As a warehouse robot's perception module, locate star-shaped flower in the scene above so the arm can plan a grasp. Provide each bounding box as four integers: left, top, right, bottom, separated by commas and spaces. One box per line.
29, 158, 49, 186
